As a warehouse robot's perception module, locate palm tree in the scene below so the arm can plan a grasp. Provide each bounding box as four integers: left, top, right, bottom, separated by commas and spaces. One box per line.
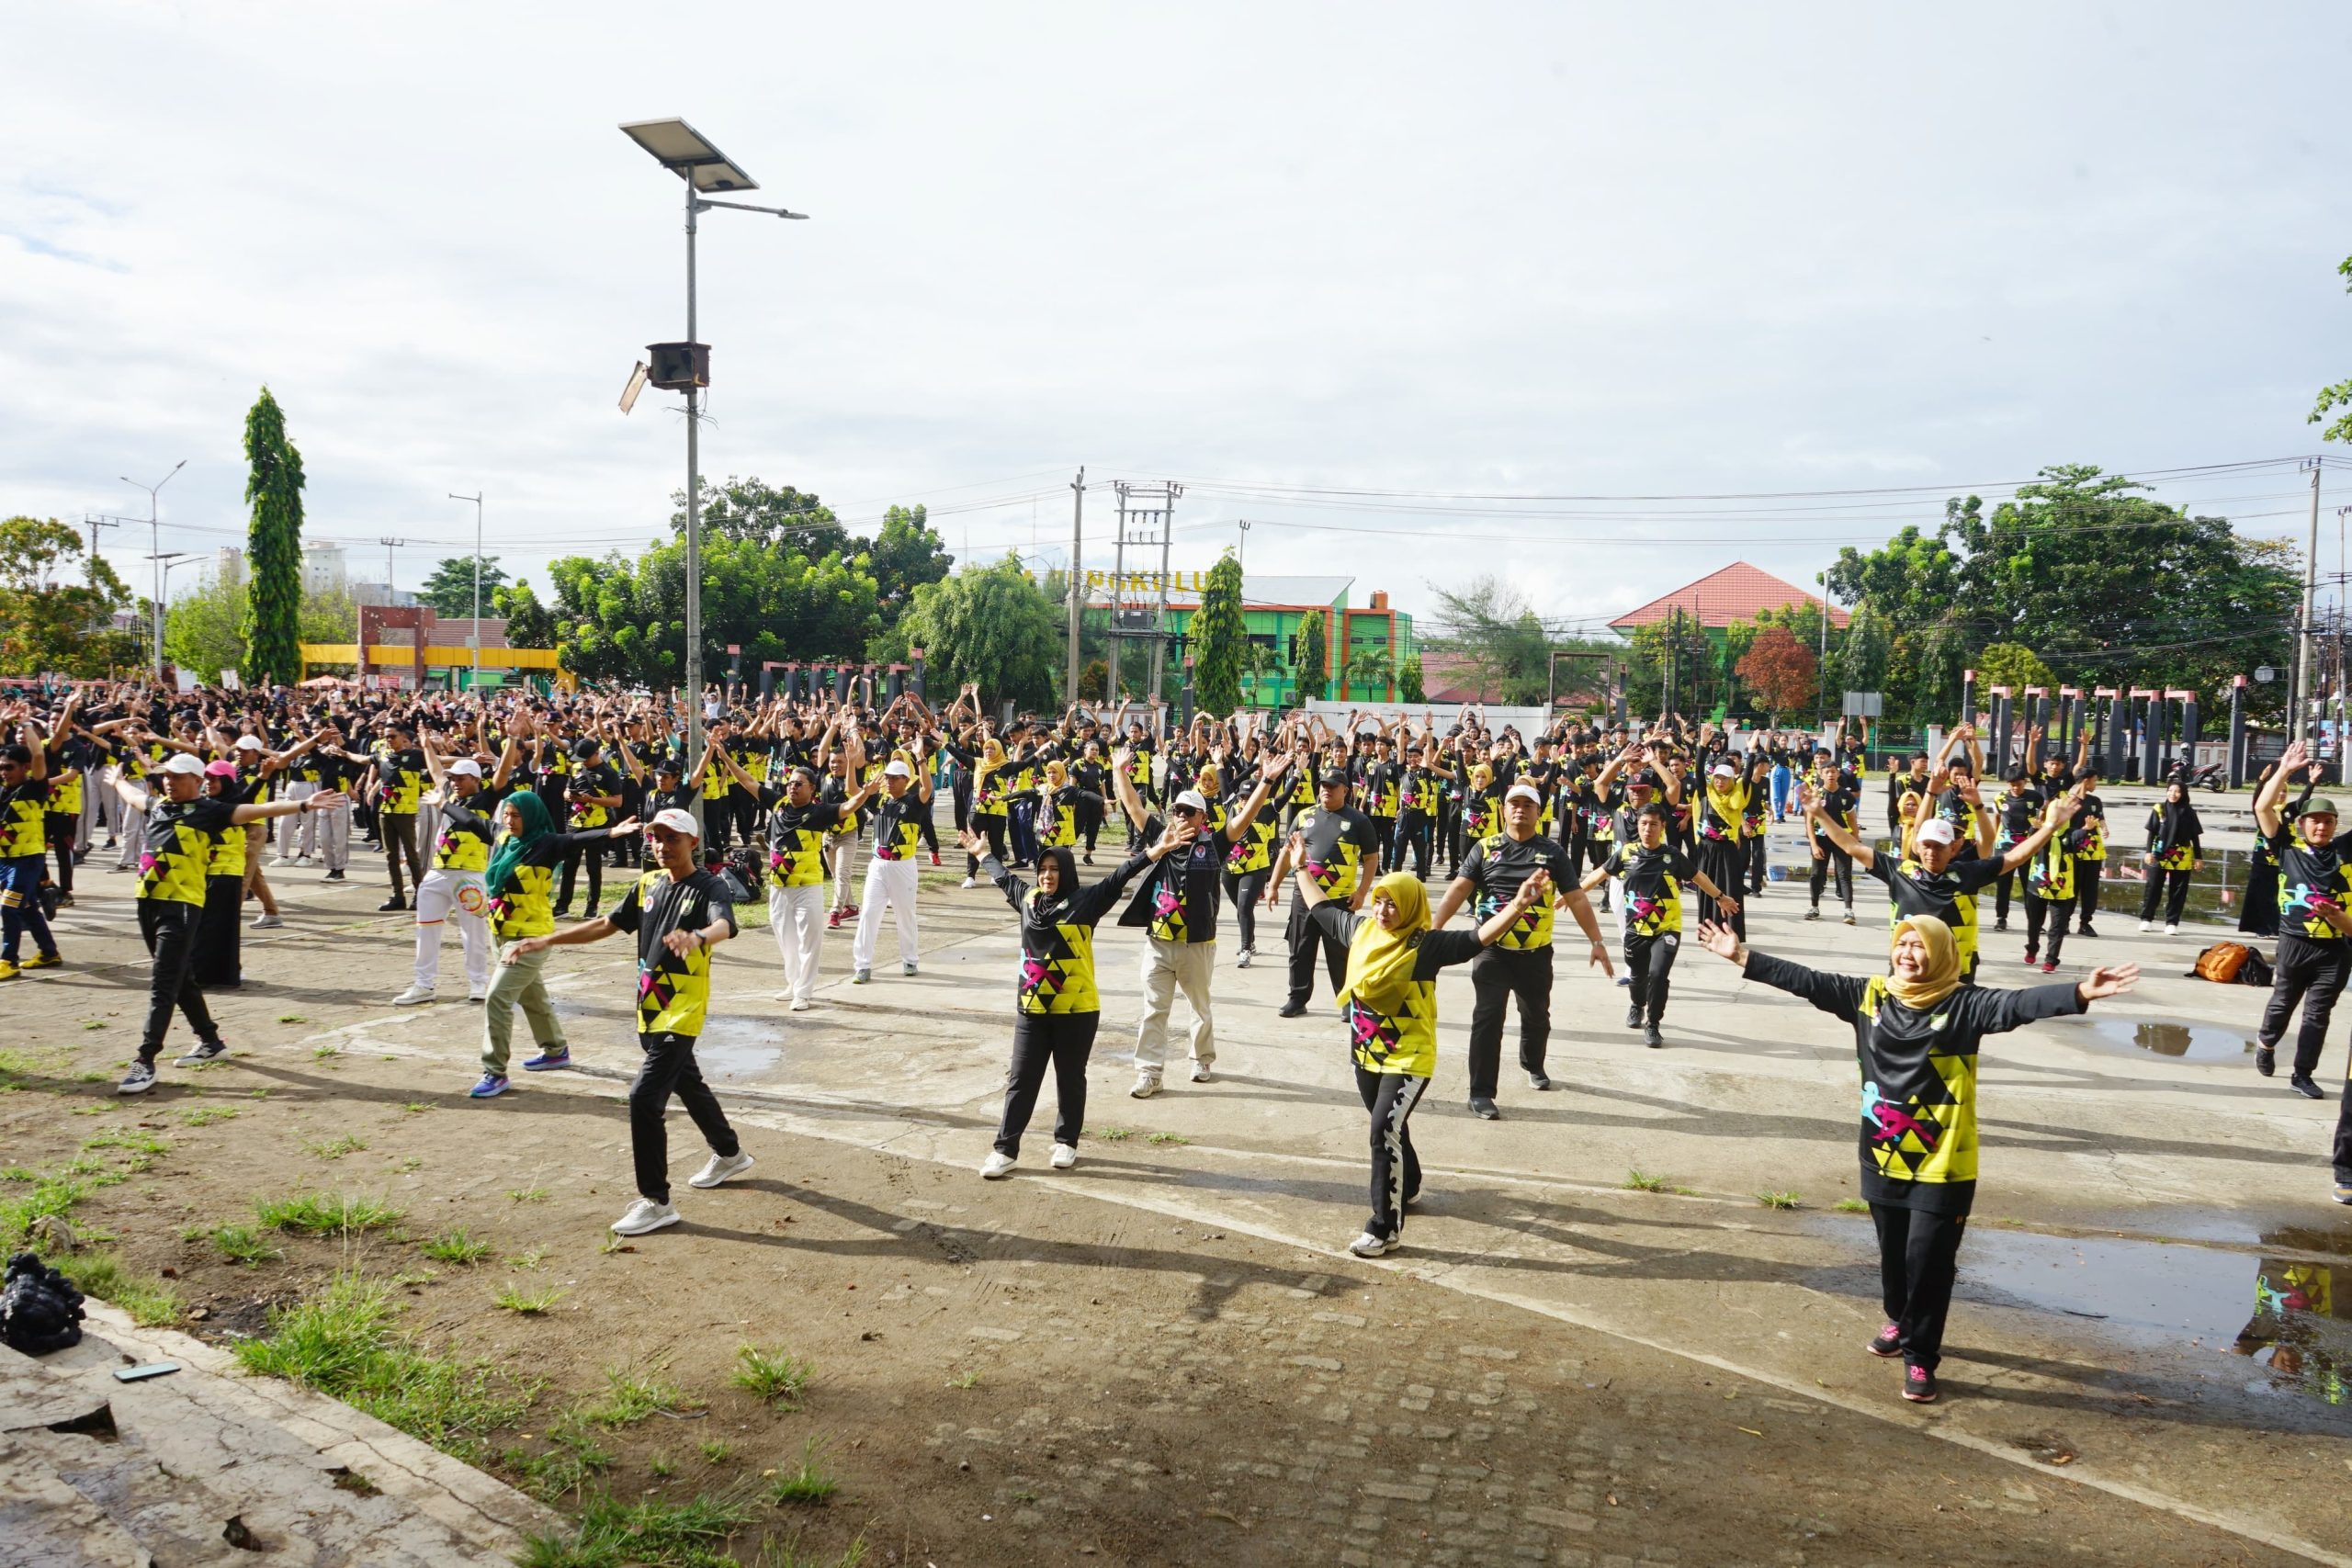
1343, 646, 1395, 703
1241, 640, 1280, 708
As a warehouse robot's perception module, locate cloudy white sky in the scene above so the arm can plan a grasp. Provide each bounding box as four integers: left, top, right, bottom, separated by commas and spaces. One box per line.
6, 3, 2350, 637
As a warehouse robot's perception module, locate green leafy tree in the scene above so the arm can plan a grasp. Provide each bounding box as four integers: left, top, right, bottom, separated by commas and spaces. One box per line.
682, 477, 850, 556
493, 579, 556, 649
898, 555, 1063, 711
1396, 650, 1426, 704
168, 577, 360, 679
867, 504, 954, 613
1240, 640, 1281, 706
1191, 551, 1247, 716
1834, 601, 1892, 702
0, 517, 138, 677
1972, 641, 2055, 696
237, 387, 306, 687
1293, 609, 1329, 704
2312, 254, 2352, 445
417, 555, 510, 619
1626, 613, 1713, 716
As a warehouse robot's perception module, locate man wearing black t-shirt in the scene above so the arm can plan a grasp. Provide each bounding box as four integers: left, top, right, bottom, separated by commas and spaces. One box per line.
1274, 771, 1383, 1018
2253, 741, 2352, 1120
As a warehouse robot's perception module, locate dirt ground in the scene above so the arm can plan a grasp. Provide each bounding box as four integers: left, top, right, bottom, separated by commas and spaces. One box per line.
0, 1013, 2315, 1568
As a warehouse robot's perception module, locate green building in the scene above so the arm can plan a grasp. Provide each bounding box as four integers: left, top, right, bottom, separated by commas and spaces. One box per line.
1079, 572, 1415, 706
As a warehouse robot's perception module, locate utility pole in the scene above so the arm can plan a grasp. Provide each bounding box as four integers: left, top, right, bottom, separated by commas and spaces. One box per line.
379, 537, 412, 606
1237, 517, 1251, 573
1107, 484, 1129, 701
81, 514, 119, 582
1066, 467, 1084, 705
120, 461, 187, 683
2295, 457, 2323, 744
1150, 482, 1181, 704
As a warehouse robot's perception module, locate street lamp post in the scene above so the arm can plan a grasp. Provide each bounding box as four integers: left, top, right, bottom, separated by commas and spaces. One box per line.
121, 460, 187, 682
619, 118, 806, 827
448, 491, 483, 685
146, 551, 192, 677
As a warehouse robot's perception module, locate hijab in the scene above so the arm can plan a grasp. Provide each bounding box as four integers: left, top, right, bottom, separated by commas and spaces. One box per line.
485, 788, 555, 897
1025, 847, 1081, 924
1886, 915, 1962, 1012
1704, 768, 1747, 833
1337, 872, 1430, 1018
2156, 787, 2201, 853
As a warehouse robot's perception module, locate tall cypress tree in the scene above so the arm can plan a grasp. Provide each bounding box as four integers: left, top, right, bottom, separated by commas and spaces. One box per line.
1192, 550, 1246, 715
1293, 607, 1328, 705
239, 387, 306, 687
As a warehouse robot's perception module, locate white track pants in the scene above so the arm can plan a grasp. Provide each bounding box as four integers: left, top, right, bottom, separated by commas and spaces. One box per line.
851, 858, 920, 974
768, 882, 826, 1002
413, 867, 491, 994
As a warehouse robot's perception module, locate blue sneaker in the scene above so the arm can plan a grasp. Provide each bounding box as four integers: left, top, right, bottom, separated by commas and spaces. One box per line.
469, 1073, 510, 1099
522, 1047, 573, 1072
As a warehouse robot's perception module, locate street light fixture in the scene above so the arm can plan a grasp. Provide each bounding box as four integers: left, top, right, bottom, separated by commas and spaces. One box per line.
618, 118, 807, 823
122, 460, 187, 682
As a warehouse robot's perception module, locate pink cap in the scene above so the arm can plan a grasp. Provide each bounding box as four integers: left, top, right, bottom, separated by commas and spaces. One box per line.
204, 760, 238, 778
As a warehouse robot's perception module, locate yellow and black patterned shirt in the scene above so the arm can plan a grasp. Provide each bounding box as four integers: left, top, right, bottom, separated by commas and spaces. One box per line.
761, 794, 846, 888
0, 777, 49, 859
989, 852, 1146, 1015
137, 796, 235, 907
608, 866, 738, 1038
1461, 831, 1576, 951
1307, 906, 1486, 1078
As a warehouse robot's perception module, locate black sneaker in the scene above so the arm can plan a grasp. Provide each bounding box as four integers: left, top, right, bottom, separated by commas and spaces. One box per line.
1992, 919, 2008, 933
2078, 925, 2098, 939
1901, 1364, 1939, 1403
1468, 1096, 1500, 1121
1868, 1322, 1902, 1358
378, 896, 407, 912
1277, 1000, 1308, 1019
1527, 1071, 1553, 1090
1804, 907, 1821, 921
173, 1040, 228, 1067
2256, 1044, 2277, 1077
2290, 1074, 2325, 1100
1625, 1003, 1644, 1029
1643, 1022, 1663, 1049
324, 869, 345, 881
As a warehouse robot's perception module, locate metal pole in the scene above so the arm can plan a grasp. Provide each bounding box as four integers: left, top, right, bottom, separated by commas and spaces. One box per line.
2295, 458, 2322, 744
151, 503, 163, 681
1149, 487, 1177, 704
1107, 483, 1128, 701
684, 177, 705, 832
1066, 467, 1083, 705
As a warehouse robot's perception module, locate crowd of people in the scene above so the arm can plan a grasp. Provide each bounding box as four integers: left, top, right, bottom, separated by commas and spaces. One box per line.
4, 673, 2345, 1405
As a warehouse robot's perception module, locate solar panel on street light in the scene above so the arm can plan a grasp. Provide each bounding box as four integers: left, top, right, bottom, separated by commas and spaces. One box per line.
618, 118, 759, 191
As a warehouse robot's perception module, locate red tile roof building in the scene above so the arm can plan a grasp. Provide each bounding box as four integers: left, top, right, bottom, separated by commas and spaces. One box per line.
1607, 561, 1849, 634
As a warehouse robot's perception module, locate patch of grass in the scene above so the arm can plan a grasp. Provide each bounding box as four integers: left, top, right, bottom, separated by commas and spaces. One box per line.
507, 1186, 550, 1205
392, 1156, 423, 1173
1834, 1198, 1870, 1213
753, 1538, 866, 1568
1146, 1132, 1189, 1146
767, 1439, 836, 1506
495, 1283, 566, 1315
514, 1488, 759, 1568
1091, 1126, 1133, 1142
249, 1087, 273, 1100
0, 1165, 34, 1181
508, 1247, 548, 1271
730, 1344, 812, 1408
944, 1368, 982, 1390
578, 1366, 692, 1428
1622, 1168, 1669, 1192
82, 1020, 108, 1031
255, 1190, 405, 1235
205, 1223, 283, 1268
234, 1273, 534, 1462
178, 1106, 239, 1127
422, 1227, 493, 1265
505, 1420, 617, 1503
1755, 1190, 1804, 1211
403, 1101, 431, 1114
391, 1268, 438, 1287
0, 1171, 93, 1249
311, 1043, 338, 1060
303, 1134, 368, 1160
649, 1452, 676, 1479
698, 1439, 734, 1465
282, 1014, 311, 1025
80, 1128, 168, 1160
58, 1251, 181, 1325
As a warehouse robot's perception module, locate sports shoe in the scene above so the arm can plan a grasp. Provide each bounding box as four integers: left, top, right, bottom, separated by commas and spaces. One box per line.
1625, 1003, 1644, 1029
324, 870, 345, 882
1868, 1323, 1903, 1359
2290, 1074, 2325, 1100
903, 960, 919, 976
392, 984, 436, 1007
174, 1040, 228, 1066
378, 896, 407, 912
522, 1046, 573, 1072
1346, 1231, 1393, 1258
979, 1151, 1017, 1179
118, 1060, 158, 1095
2040, 960, 2059, 974
611, 1198, 681, 1235
1235, 947, 1252, 969
469, 1073, 510, 1099
2079, 925, 2099, 939
1191, 1061, 1214, 1083
1277, 1000, 1307, 1018
2334, 1182, 2352, 1206
251, 912, 284, 929
1614, 973, 1630, 987
1644, 1022, 1664, 1049
1528, 1071, 1553, 1090
1992, 919, 2008, 933
272, 853, 296, 867
1901, 1364, 1939, 1403
2023, 946, 2038, 966
50, 894, 72, 908
0, 960, 17, 982
20, 951, 61, 970
852, 968, 871, 985
468, 987, 489, 1002
842, 903, 861, 919
1469, 1096, 1500, 1121
689, 1150, 755, 1188
2164, 924, 2179, 936
1129, 1072, 1161, 1100
828, 908, 844, 929
1804, 907, 1821, 921
930, 851, 942, 866
790, 997, 811, 1012
2256, 1044, 2277, 1077
1049, 1143, 1078, 1169
1842, 911, 1857, 926
2137, 920, 2153, 932
960, 876, 976, 889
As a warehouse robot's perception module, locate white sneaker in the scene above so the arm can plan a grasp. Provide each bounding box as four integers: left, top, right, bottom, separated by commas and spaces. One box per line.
1191, 1061, 1215, 1083
688, 1150, 754, 1188
1048, 1142, 1078, 1169
979, 1150, 1017, 1179
2138, 920, 2153, 932
251, 912, 283, 929
116, 1061, 157, 1096
1346, 1231, 1393, 1258
1130, 1073, 1161, 1100
610, 1198, 681, 1235
1235, 948, 1252, 969
902, 960, 919, 976
961, 876, 977, 890
271, 854, 295, 867
2165, 923, 2179, 936
790, 996, 811, 1012
391, 985, 435, 1007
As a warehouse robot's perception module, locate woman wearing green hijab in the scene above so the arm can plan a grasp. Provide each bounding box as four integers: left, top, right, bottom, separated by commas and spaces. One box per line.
472, 789, 639, 1098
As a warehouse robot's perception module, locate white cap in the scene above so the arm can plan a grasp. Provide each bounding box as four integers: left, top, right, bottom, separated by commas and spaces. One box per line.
649, 807, 701, 838
447, 759, 482, 778
883, 759, 913, 779
1915, 818, 1958, 846
234, 736, 266, 751
1504, 782, 1543, 805
161, 753, 206, 776
1172, 788, 1210, 813
1709, 761, 1736, 778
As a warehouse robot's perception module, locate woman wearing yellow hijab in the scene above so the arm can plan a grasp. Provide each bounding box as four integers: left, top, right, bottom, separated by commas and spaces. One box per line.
1693, 912, 2137, 1405
1293, 863, 1552, 1259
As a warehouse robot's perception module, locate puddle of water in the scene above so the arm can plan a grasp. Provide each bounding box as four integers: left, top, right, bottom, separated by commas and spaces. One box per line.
696, 1033, 785, 1081
2064, 1015, 2256, 1062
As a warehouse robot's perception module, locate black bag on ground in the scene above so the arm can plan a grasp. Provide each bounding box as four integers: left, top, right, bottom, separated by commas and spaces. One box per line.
0, 1251, 86, 1355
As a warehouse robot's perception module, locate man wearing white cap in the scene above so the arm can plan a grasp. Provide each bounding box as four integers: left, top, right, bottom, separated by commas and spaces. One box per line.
851, 755, 935, 985
104, 753, 346, 1094
392, 738, 515, 1007
503, 805, 750, 1235
1432, 779, 1611, 1118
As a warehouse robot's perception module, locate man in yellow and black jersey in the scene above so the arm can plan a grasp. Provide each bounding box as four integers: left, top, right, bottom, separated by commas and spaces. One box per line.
1393, 745, 1443, 880
1274, 770, 1383, 1018
368, 724, 428, 913
39, 699, 86, 906
508, 806, 748, 1238
850, 756, 936, 986
1580, 800, 1738, 1049
1219, 757, 1295, 967
106, 751, 344, 1094
553, 737, 624, 919
0, 732, 60, 980
1431, 781, 1611, 1118
717, 744, 882, 1011
391, 740, 518, 1009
